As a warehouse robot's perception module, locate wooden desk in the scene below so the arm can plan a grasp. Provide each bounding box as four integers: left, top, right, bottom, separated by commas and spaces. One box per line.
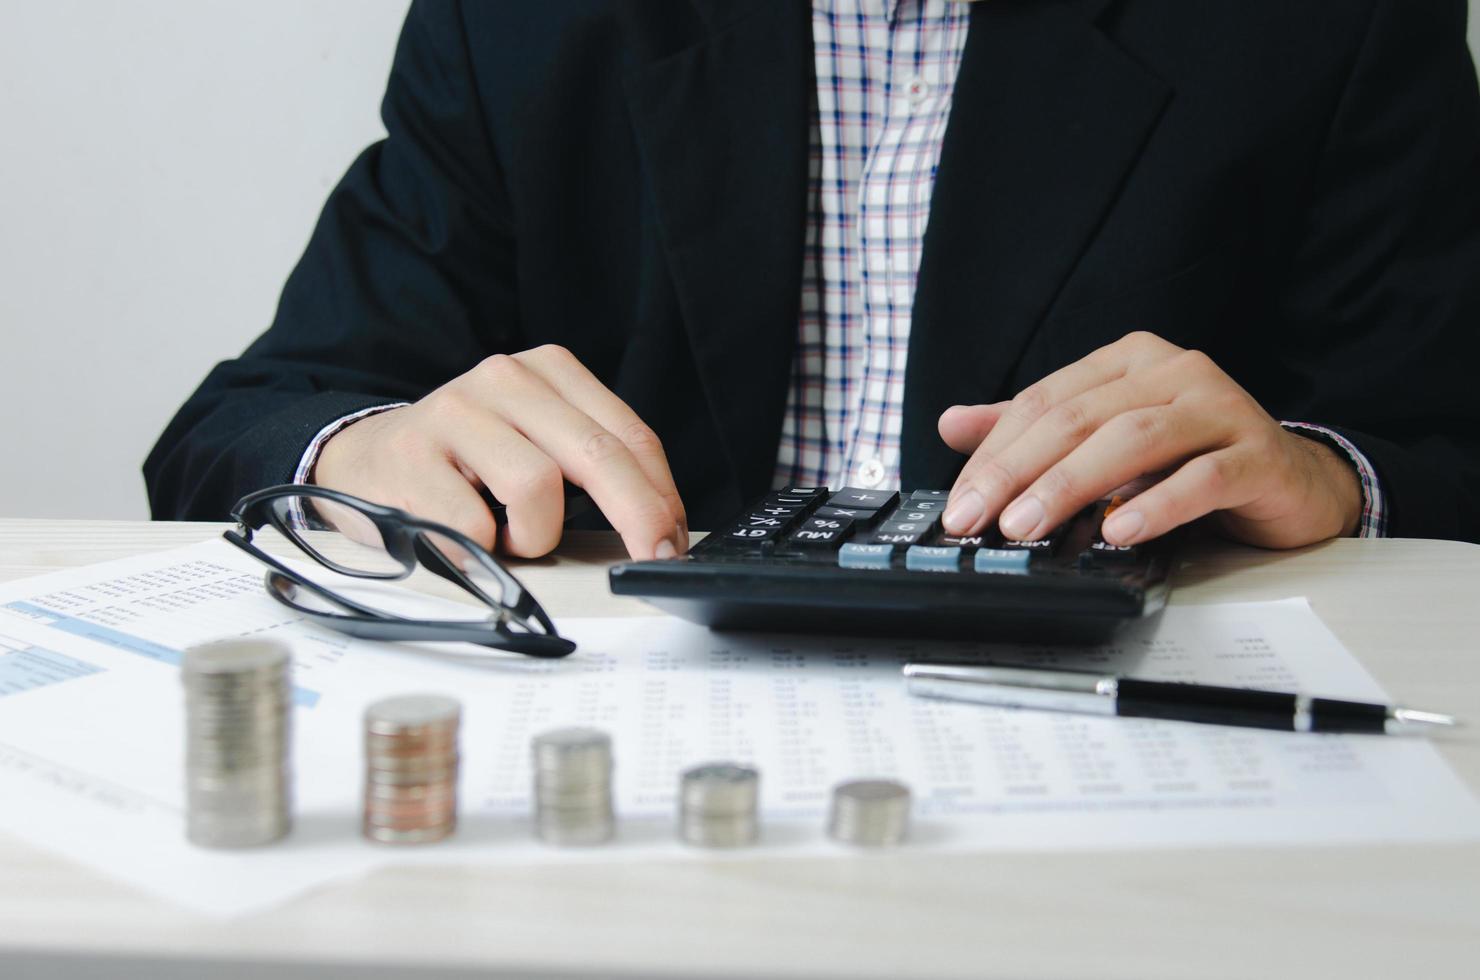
1, 519, 1478, 980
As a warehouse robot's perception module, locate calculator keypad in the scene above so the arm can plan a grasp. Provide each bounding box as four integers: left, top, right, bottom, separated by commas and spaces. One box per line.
709, 487, 1147, 581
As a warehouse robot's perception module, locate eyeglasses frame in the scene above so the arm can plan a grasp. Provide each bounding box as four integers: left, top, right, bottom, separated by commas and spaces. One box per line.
223, 484, 576, 658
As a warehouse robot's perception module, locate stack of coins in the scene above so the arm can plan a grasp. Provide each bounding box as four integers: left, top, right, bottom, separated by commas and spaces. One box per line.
827, 779, 911, 847
531, 727, 614, 845
678, 763, 760, 848
363, 694, 460, 845
181, 640, 292, 848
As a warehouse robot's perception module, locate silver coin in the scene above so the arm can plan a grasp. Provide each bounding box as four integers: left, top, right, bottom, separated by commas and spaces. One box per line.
181, 640, 292, 849
531, 727, 612, 770
828, 779, 911, 847
535, 810, 615, 846
680, 763, 759, 817
680, 814, 760, 849
181, 640, 291, 676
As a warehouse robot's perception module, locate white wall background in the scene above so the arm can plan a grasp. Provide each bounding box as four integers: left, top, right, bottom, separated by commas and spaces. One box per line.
0, 2, 1477, 520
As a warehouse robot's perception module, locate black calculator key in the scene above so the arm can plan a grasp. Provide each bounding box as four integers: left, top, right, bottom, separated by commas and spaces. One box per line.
1001, 527, 1064, 555
1083, 539, 1139, 562
903, 498, 944, 513
777, 486, 827, 498
907, 489, 950, 503
891, 508, 941, 526
792, 526, 851, 548
815, 505, 882, 526
938, 534, 990, 550
828, 487, 899, 510
737, 515, 793, 529
724, 525, 783, 543
870, 528, 925, 546
1081, 497, 1139, 563
799, 515, 854, 535
765, 493, 815, 509
754, 503, 803, 519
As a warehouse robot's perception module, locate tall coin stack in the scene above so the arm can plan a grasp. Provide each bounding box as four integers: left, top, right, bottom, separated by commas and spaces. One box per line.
363, 694, 461, 845
678, 763, 760, 848
827, 779, 912, 847
182, 639, 292, 849
532, 727, 615, 845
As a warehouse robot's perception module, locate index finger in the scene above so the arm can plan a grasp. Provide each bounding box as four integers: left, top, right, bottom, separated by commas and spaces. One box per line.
516, 345, 688, 541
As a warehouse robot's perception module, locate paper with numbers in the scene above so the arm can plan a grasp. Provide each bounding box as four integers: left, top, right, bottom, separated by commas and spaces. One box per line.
0, 539, 1475, 917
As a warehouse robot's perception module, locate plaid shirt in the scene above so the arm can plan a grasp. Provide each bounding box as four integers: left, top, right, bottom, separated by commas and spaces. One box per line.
298, 0, 1386, 538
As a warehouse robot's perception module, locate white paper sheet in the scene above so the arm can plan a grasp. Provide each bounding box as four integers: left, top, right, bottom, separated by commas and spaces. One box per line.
0, 539, 1475, 918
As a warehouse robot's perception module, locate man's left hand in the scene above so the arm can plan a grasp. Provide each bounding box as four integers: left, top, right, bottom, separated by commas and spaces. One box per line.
938, 331, 1363, 550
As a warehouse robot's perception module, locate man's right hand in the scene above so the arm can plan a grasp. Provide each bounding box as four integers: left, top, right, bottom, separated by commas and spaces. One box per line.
312, 345, 688, 561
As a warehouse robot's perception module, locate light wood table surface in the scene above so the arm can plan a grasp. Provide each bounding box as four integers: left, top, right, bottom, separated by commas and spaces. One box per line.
1, 519, 1478, 980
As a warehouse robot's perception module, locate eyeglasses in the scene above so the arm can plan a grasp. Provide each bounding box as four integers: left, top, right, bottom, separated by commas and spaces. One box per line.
223, 485, 575, 659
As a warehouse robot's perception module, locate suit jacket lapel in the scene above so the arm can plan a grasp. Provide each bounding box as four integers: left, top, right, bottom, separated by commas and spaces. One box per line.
902, 0, 1172, 488
624, 1, 812, 504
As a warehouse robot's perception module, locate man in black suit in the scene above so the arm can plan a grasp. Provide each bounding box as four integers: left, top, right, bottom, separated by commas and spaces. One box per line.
146, 1, 1480, 558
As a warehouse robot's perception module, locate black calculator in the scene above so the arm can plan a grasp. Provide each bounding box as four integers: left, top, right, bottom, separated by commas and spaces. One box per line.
608, 486, 1173, 644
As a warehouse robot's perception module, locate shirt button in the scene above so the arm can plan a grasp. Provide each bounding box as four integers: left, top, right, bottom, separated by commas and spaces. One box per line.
856, 458, 886, 488
905, 76, 929, 106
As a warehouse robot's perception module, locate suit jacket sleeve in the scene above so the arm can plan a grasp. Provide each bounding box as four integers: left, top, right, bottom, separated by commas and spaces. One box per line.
144, 0, 514, 519
1273, 0, 1480, 540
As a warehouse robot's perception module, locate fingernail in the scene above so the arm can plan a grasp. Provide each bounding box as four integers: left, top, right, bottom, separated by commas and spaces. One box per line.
1103, 509, 1145, 545
655, 538, 677, 560
942, 489, 984, 534
1000, 496, 1044, 540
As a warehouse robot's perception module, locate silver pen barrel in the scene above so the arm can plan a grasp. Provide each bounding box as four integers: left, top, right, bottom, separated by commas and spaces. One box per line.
903, 664, 1119, 716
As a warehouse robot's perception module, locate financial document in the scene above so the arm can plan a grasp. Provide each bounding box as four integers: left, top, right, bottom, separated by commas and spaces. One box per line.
0, 540, 1476, 917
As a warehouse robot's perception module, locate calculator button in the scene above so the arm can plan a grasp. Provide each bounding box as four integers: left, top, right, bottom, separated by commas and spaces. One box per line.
828, 487, 899, 510
793, 527, 850, 548
725, 525, 783, 543
974, 548, 1031, 573
838, 543, 894, 569
799, 515, 854, 535
906, 545, 962, 572
1000, 527, 1064, 555
753, 504, 802, 519
939, 535, 988, 550
892, 509, 941, 526
815, 505, 882, 526
903, 499, 943, 513
738, 513, 790, 530
907, 489, 950, 503
1082, 540, 1139, 563
777, 486, 827, 498
869, 529, 924, 546
764, 493, 814, 509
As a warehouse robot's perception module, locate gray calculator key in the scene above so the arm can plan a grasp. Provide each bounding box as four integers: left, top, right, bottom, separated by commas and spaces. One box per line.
838, 543, 894, 569
974, 548, 1031, 573
905, 545, 962, 572
907, 490, 949, 502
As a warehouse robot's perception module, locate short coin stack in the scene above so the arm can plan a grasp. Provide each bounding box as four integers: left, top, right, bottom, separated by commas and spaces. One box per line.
678, 763, 760, 848
827, 779, 912, 847
363, 694, 461, 845
181, 639, 293, 849
532, 727, 615, 845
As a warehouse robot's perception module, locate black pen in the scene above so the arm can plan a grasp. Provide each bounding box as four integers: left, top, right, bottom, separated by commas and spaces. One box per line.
902, 663, 1459, 735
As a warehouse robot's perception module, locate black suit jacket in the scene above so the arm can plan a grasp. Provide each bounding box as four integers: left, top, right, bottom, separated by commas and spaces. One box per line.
146, 0, 1480, 541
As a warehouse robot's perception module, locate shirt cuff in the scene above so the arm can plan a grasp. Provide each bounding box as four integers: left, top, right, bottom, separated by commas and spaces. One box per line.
1279, 422, 1387, 538
286, 402, 411, 529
